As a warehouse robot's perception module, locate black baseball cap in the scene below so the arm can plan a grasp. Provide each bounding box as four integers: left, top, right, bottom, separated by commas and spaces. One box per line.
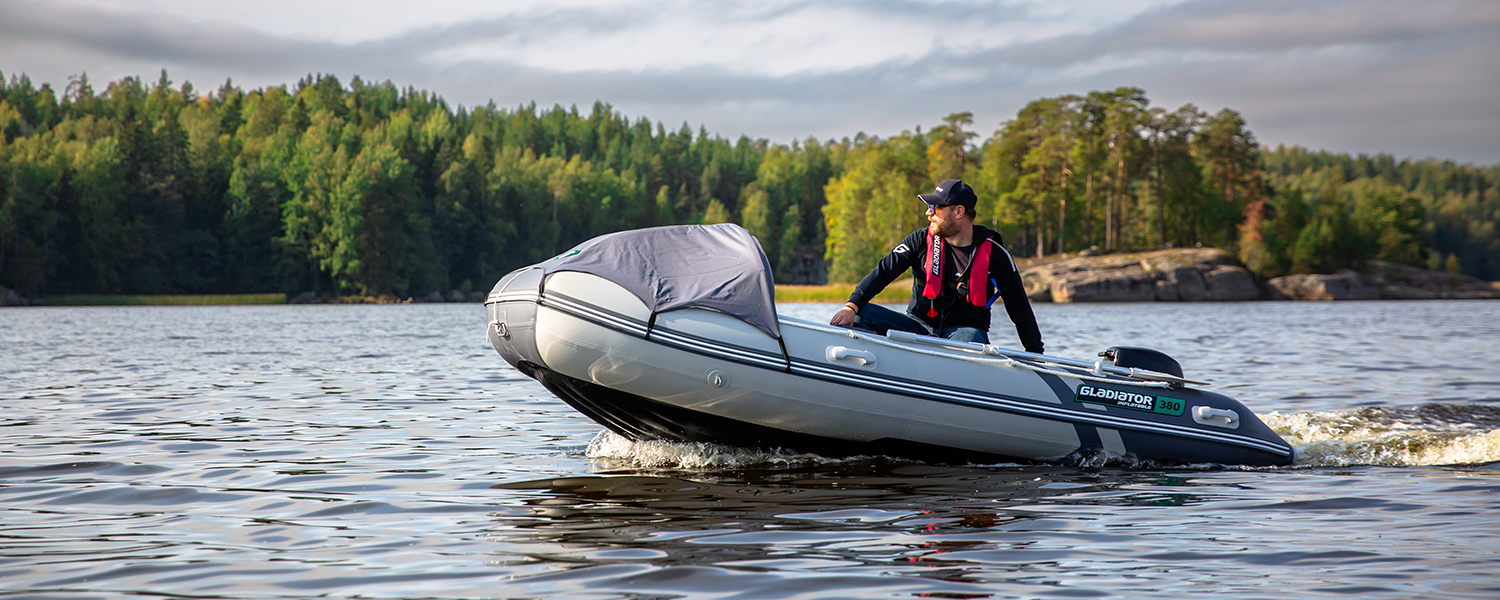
917, 179, 977, 211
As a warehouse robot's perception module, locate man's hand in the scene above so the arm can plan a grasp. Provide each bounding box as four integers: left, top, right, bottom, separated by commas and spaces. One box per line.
830, 303, 858, 326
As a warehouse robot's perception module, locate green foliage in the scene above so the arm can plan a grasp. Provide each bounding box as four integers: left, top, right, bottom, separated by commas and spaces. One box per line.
1354, 187, 1427, 266
1290, 199, 1360, 273
0, 72, 825, 296
1194, 108, 1262, 246
1260, 145, 1500, 279
1238, 184, 1309, 278
822, 132, 933, 283
738, 140, 840, 278
4, 70, 1492, 297
975, 89, 1257, 258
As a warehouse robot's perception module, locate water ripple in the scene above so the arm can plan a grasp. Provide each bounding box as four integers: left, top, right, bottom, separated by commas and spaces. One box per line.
1, 302, 1498, 598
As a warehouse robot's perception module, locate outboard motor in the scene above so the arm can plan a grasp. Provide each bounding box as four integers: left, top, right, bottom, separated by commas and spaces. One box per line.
1100, 346, 1184, 378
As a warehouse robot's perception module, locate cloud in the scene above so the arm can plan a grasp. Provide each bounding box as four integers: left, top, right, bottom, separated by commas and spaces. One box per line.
0, 0, 1495, 163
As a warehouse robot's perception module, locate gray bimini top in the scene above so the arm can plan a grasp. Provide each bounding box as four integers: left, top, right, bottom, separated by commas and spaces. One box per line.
541, 223, 781, 339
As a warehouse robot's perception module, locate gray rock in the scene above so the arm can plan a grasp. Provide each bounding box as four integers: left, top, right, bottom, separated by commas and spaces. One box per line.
422, 291, 445, 303
1053, 269, 1159, 302
1203, 266, 1261, 301
2, 286, 30, 307
446, 290, 466, 302
1362, 260, 1500, 299
288, 291, 317, 304
1021, 247, 1270, 303
1167, 267, 1208, 300
1154, 279, 1179, 301
467, 291, 487, 302
1268, 261, 1500, 300
1267, 271, 1381, 301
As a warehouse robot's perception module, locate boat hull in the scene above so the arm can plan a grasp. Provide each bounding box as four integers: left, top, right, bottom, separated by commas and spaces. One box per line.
487, 267, 1295, 467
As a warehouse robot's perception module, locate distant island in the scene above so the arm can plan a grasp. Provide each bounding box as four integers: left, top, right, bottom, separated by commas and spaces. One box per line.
1, 71, 1496, 305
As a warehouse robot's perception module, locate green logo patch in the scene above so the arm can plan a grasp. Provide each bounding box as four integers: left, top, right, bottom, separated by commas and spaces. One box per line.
1076, 384, 1185, 416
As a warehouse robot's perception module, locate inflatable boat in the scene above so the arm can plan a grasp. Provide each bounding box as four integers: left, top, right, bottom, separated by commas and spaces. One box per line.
484, 224, 1294, 467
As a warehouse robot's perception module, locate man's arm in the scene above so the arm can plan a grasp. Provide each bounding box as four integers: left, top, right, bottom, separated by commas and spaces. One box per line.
831, 229, 922, 325
990, 241, 1044, 353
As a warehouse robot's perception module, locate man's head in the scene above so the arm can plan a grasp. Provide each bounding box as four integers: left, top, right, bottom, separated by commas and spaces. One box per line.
919, 179, 977, 237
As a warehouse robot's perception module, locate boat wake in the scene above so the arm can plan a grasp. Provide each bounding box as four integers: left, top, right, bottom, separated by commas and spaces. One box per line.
1264, 403, 1500, 467
584, 402, 1500, 470
585, 431, 858, 471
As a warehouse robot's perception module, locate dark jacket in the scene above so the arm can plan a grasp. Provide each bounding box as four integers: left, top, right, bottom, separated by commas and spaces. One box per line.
847, 225, 1044, 353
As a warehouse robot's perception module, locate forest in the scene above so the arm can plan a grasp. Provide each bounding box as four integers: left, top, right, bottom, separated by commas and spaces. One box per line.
2, 71, 1496, 299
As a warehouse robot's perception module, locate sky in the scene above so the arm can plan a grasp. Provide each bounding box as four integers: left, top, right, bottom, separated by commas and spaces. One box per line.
1, 0, 1496, 164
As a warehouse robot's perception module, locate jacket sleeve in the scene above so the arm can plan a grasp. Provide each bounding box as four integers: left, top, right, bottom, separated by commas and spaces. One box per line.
847, 229, 923, 309
990, 242, 1045, 354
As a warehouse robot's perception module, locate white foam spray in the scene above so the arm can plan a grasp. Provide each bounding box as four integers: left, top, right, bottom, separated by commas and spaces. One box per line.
581, 405, 1500, 470
1264, 403, 1500, 467
584, 431, 850, 471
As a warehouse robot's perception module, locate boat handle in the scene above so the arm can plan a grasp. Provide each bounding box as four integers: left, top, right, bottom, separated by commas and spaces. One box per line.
1192, 406, 1240, 429
826, 346, 877, 367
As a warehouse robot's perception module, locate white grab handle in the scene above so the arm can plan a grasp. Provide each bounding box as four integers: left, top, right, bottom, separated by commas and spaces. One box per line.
826, 346, 877, 367
1193, 406, 1240, 429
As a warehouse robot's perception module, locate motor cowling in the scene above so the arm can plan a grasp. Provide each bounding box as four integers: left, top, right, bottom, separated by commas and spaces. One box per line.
1100, 346, 1184, 378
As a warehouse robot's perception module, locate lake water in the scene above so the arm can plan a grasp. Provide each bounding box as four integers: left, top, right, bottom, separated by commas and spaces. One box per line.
3, 300, 1498, 599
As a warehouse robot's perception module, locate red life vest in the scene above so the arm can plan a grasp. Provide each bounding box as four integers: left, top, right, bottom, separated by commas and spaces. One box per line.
921, 228, 993, 317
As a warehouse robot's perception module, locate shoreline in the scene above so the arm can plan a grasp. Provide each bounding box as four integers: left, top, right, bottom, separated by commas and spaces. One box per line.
6, 265, 1498, 307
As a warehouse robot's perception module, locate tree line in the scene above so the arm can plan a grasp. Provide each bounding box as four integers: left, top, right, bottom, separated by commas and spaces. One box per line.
824, 87, 1499, 283
825, 89, 1263, 281
0, 71, 839, 298
2, 73, 1496, 299
1250, 146, 1498, 280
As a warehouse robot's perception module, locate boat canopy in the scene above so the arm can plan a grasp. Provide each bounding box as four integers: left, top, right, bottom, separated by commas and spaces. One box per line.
542, 224, 781, 339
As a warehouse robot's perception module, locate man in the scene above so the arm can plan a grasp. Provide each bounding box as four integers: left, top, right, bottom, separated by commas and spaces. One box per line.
829, 179, 1044, 354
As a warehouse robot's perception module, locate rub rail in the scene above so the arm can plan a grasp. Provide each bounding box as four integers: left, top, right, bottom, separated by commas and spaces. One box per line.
879, 330, 1209, 387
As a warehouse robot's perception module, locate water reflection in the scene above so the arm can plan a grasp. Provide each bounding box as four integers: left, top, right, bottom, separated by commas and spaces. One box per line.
481, 465, 1212, 597
478, 462, 1500, 598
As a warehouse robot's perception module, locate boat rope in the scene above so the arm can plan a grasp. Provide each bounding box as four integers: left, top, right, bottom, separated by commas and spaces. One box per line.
781, 320, 1175, 389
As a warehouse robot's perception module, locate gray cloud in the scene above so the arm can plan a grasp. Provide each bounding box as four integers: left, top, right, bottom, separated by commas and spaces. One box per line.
0, 0, 1495, 163
1004, 0, 1499, 60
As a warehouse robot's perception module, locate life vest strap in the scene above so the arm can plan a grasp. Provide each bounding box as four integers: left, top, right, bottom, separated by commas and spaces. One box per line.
921, 230, 996, 314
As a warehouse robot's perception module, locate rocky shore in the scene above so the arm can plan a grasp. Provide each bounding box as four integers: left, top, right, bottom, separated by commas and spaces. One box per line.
1018, 249, 1500, 302
1266, 260, 1500, 301
7, 253, 1498, 306
1, 285, 39, 306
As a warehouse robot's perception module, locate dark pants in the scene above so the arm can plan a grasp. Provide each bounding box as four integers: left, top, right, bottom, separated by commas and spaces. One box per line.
850, 303, 989, 344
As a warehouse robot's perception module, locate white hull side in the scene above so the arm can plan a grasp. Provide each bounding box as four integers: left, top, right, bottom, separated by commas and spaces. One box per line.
532, 272, 1082, 460
489, 269, 1296, 466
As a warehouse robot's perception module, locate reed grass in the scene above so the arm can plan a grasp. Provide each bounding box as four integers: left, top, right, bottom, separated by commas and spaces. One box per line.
46, 293, 287, 306
775, 278, 912, 304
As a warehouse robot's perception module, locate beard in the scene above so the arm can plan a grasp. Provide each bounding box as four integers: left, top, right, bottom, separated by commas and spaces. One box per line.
930, 217, 961, 238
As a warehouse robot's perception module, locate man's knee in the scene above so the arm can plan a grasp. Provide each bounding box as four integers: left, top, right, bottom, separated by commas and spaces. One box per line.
854, 305, 928, 337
